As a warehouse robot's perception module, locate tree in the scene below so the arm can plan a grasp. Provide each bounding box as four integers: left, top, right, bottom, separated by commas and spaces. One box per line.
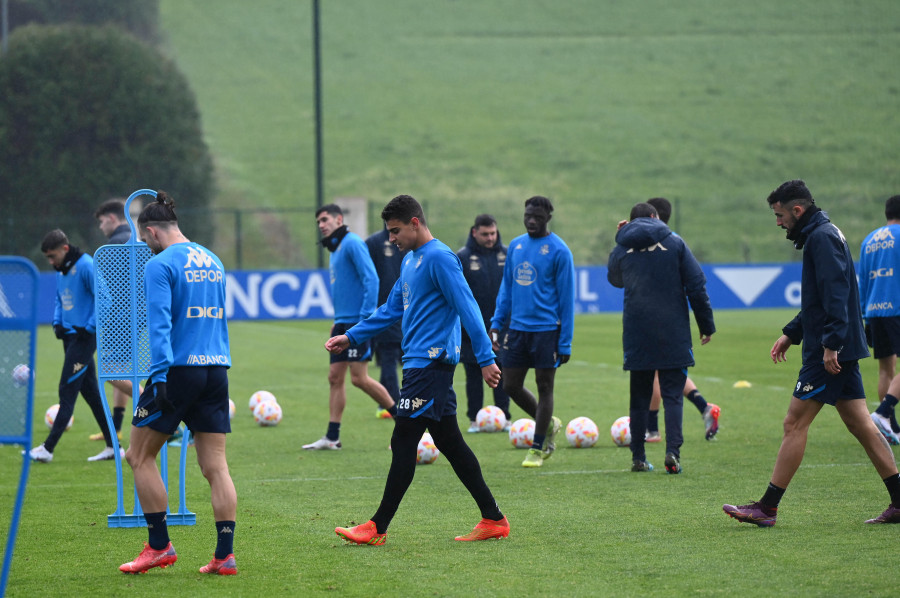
0, 24, 213, 261
7, 0, 159, 44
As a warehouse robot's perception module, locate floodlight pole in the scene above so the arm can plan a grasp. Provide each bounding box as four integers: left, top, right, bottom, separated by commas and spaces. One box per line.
312, 0, 324, 268
2, 0, 9, 55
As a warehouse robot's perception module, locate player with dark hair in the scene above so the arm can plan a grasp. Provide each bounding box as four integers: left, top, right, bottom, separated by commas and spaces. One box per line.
328, 194, 508, 545
858, 194, 900, 445
724, 180, 900, 526
365, 224, 407, 410
491, 196, 575, 467
457, 213, 511, 431
119, 191, 239, 574
643, 197, 720, 442
91, 198, 143, 442
608, 203, 715, 474
27, 229, 121, 463
303, 204, 396, 450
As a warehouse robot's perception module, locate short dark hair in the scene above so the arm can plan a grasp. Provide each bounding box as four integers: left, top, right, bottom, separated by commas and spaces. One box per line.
137, 190, 178, 228
646, 197, 671, 224
41, 229, 69, 252
94, 199, 126, 220
767, 179, 814, 208
473, 214, 497, 229
630, 202, 658, 220
315, 203, 343, 219
381, 194, 426, 225
885, 195, 900, 221
524, 195, 554, 213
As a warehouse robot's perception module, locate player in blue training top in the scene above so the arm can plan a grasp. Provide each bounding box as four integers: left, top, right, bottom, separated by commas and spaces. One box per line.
119, 192, 239, 575
303, 204, 396, 450
27, 229, 120, 463
490, 196, 575, 468
724, 180, 900, 527
858, 194, 900, 445
327, 194, 508, 545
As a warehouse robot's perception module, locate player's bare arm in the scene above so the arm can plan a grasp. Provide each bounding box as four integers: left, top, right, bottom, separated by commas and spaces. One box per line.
325, 335, 350, 354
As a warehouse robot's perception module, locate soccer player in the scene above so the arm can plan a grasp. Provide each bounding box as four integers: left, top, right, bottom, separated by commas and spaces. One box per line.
119, 192, 239, 574
858, 194, 900, 445
327, 194, 508, 545
457, 214, 512, 432
608, 203, 715, 474
27, 229, 122, 463
91, 198, 142, 442
365, 224, 407, 408
490, 196, 574, 468
724, 180, 900, 526
644, 197, 720, 442
303, 204, 396, 450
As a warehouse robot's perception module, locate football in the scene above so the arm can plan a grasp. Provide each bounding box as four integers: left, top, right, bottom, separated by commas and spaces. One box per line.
475, 405, 507, 432
566, 416, 600, 448
44, 404, 73, 430
249, 390, 277, 413
253, 400, 282, 426
509, 418, 535, 449
610, 416, 631, 447
228, 398, 236, 420
416, 432, 440, 464
12, 363, 31, 387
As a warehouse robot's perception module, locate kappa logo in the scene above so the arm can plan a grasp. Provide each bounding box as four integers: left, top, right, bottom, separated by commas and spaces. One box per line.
72, 362, 85, 374
802, 383, 814, 392
221, 526, 233, 534
137, 407, 149, 418
866, 227, 895, 254
626, 243, 668, 254
872, 227, 894, 243
427, 346, 443, 358
184, 246, 216, 269
412, 397, 427, 410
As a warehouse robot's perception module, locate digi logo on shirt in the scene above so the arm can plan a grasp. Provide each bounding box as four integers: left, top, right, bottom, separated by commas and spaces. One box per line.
183, 246, 223, 283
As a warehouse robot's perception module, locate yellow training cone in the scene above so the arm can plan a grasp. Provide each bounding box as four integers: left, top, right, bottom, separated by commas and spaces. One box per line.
733, 380, 752, 389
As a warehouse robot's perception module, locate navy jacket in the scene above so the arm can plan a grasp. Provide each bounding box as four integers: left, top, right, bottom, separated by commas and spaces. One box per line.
457, 230, 507, 364
365, 227, 406, 345
108, 224, 131, 245
607, 217, 715, 371
781, 210, 869, 365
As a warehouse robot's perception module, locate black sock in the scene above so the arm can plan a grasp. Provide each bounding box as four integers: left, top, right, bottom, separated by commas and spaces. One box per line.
531, 433, 545, 452
760, 482, 785, 510
883, 473, 900, 507
648, 410, 659, 434
876, 394, 899, 418
113, 407, 125, 432
388, 404, 397, 416
144, 511, 170, 550
326, 422, 340, 442
215, 520, 235, 559
686, 390, 708, 413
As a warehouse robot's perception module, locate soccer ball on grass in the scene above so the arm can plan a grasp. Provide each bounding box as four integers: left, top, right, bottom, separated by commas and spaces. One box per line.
566, 416, 600, 448
610, 416, 631, 447
249, 390, 277, 413
44, 404, 73, 430
508, 418, 535, 449
475, 405, 506, 432
253, 400, 282, 426
417, 432, 440, 464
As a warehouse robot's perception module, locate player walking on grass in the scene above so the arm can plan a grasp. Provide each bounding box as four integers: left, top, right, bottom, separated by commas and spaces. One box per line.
644, 197, 720, 443
327, 195, 508, 545
490, 196, 574, 468
27, 229, 122, 463
303, 204, 396, 450
857, 194, 900, 445
608, 203, 715, 474
724, 180, 900, 527
119, 192, 239, 574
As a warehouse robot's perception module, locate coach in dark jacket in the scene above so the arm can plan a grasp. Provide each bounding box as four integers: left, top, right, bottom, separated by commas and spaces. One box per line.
607, 203, 715, 474
458, 214, 511, 429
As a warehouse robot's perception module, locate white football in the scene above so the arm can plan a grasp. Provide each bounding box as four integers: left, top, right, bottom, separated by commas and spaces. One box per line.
12, 363, 31, 387
508, 418, 535, 449
610, 416, 631, 447
44, 404, 73, 430
566, 416, 600, 448
416, 432, 440, 464
475, 405, 506, 433
228, 398, 236, 420
253, 401, 282, 426
249, 390, 277, 413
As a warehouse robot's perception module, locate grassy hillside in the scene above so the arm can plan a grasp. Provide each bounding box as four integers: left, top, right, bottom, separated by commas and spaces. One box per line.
158, 1, 900, 268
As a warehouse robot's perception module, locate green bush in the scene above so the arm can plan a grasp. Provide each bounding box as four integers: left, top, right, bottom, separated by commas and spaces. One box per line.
8, 0, 159, 44
0, 24, 213, 262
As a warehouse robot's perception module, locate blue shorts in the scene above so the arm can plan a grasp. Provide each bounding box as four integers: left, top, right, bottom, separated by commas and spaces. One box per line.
133, 366, 231, 435
793, 361, 865, 406
332, 322, 373, 364
397, 363, 457, 421
870, 316, 900, 360
501, 328, 561, 369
